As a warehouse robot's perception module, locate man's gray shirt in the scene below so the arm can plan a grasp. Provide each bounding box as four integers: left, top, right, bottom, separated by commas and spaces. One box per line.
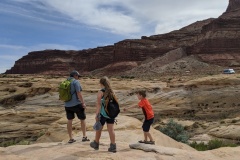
64, 77, 82, 107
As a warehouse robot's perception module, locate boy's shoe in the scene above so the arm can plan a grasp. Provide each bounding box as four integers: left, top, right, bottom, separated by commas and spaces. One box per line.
138, 140, 147, 143
108, 143, 117, 153
145, 141, 155, 145
90, 140, 99, 150
82, 136, 90, 142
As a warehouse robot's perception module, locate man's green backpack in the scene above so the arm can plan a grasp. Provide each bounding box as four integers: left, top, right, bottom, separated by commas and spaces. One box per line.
58, 79, 74, 102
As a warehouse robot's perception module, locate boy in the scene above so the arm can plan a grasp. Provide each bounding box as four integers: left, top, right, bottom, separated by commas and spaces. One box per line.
124, 90, 155, 144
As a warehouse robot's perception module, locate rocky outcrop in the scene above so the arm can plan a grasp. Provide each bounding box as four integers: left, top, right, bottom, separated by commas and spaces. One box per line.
186, 0, 240, 67
5, 0, 240, 75
1, 74, 240, 153
4, 19, 214, 75
226, 0, 240, 12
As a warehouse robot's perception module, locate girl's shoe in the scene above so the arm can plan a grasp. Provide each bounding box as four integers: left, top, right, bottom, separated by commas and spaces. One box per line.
108, 143, 117, 152
90, 140, 99, 150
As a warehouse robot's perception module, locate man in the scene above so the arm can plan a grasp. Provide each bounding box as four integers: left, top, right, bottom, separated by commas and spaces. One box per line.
64, 70, 89, 143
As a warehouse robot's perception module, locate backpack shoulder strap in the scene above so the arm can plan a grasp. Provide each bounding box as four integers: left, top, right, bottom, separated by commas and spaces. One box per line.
112, 94, 119, 103
70, 78, 77, 95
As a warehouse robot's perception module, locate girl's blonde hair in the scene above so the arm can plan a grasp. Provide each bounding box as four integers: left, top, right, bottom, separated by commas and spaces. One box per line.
100, 76, 114, 99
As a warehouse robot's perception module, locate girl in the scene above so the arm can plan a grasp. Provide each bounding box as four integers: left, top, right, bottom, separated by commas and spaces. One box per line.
90, 76, 117, 152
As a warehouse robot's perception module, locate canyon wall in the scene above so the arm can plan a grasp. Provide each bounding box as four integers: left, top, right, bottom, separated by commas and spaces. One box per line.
5, 0, 240, 75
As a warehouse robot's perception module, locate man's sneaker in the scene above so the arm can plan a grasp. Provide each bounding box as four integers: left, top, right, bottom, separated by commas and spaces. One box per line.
90, 140, 99, 150
82, 136, 90, 142
108, 143, 116, 153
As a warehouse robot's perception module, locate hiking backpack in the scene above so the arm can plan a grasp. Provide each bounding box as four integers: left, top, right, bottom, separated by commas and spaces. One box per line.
101, 89, 120, 118
58, 79, 74, 102
104, 94, 120, 119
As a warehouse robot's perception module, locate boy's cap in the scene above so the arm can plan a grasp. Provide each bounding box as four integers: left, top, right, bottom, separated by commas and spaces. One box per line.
70, 70, 80, 77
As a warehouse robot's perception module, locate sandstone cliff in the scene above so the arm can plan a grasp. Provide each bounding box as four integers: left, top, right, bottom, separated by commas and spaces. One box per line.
5, 0, 240, 75
187, 0, 240, 67
226, 0, 240, 12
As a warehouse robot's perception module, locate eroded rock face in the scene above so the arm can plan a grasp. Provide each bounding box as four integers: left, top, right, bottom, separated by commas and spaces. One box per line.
5, 1, 240, 75
226, 0, 240, 12
186, 1, 240, 67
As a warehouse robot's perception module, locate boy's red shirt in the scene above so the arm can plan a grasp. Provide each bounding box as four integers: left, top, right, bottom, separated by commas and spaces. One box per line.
138, 98, 154, 120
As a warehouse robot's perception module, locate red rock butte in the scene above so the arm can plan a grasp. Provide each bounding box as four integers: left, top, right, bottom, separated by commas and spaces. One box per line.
5, 0, 240, 75
226, 0, 240, 12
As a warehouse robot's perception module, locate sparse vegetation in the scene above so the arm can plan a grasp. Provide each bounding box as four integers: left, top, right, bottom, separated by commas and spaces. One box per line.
121, 75, 135, 79
231, 119, 238, 123
159, 119, 189, 143
18, 82, 32, 87
189, 139, 238, 151
220, 121, 225, 124
0, 74, 7, 78
0, 138, 30, 147
8, 88, 17, 93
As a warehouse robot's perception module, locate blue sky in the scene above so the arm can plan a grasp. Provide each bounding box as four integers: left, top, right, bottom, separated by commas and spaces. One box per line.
0, 0, 228, 73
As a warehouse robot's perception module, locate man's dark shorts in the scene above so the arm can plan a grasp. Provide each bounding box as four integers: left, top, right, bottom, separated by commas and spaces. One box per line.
65, 104, 86, 120
142, 118, 154, 132
100, 114, 114, 126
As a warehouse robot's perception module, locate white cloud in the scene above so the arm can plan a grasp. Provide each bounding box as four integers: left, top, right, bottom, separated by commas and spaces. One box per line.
43, 0, 228, 35
41, 0, 141, 35
4, 0, 228, 36
0, 44, 27, 50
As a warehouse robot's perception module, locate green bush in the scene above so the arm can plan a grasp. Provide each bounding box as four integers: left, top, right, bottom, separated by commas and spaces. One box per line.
189, 139, 238, 151
120, 75, 135, 79
0, 139, 30, 147
207, 139, 224, 150
189, 141, 208, 151
159, 119, 189, 143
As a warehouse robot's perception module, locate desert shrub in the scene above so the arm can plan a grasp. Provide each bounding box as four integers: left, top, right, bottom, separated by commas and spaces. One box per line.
220, 121, 225, 124
18, 82, 32, 87
14, 94, 27, 101
18, 140, 30, 145
8, 88, 17, 93
1, 74, 7, 78
189, 141, 208, 151
120, 75, 135, 79
159, 119, 189, 143
189, 139, 238, 151
0, 139, 30, 147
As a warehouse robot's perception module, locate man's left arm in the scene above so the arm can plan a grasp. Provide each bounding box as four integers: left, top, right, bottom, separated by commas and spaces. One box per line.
77, 91, 86, 108
75, 81, 86, 108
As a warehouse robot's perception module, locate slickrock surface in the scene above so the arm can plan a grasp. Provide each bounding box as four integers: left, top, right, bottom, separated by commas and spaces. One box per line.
1, 115, 240, 160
